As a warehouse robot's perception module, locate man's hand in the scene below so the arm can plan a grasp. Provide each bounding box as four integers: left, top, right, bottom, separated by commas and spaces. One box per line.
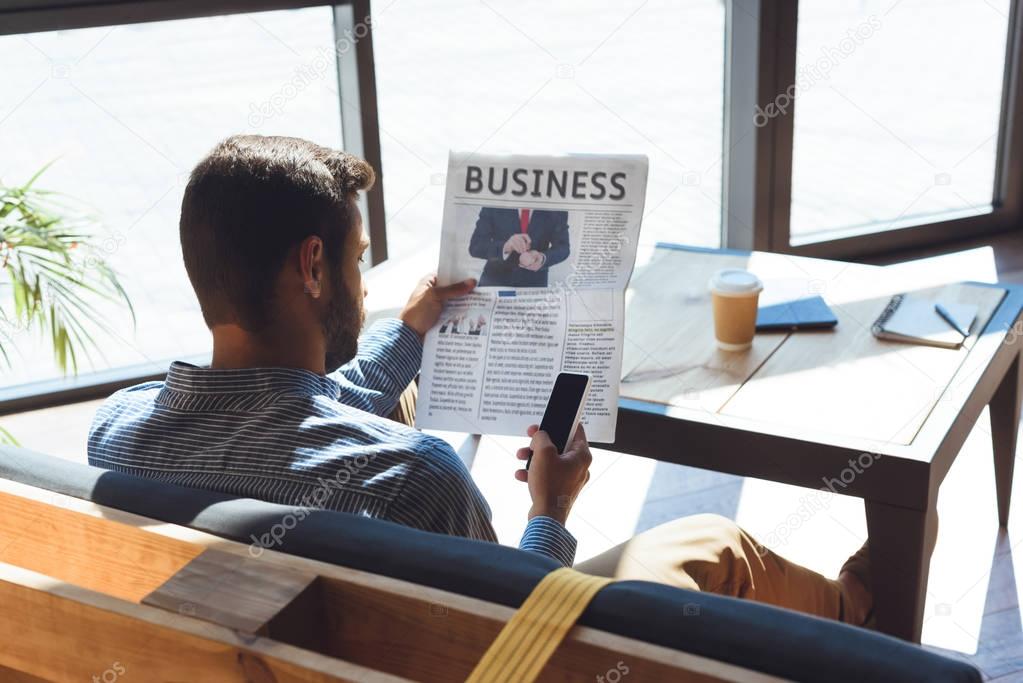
515, 424, 591, 525
400, 274, 476, 338
502, 234, 531, 257
518, 250, 546, 271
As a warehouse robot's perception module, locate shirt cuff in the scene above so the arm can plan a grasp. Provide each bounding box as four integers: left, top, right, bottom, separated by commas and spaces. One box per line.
518, 516, 577, 567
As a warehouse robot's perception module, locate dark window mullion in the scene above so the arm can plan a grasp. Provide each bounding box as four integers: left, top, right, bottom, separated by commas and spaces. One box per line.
994, 0, 1023, 217
722, 0, 798, 253
333, 0, 387, 266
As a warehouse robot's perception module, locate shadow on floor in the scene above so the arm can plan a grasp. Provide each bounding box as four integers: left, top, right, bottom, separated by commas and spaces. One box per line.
632, 460, 744, 534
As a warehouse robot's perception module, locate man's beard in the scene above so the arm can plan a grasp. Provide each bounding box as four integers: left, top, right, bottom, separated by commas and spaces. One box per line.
322, 274, 364, 373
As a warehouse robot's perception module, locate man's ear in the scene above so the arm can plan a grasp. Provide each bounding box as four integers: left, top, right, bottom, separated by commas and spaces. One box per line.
298, 235, 324, 299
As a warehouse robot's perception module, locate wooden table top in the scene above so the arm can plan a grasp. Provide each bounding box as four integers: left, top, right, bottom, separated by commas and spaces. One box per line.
365, 242, 1014, 459
620, 245, 1006, 447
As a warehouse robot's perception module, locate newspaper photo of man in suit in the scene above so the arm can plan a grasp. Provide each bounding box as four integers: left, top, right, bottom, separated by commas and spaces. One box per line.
468, 207, 570, 287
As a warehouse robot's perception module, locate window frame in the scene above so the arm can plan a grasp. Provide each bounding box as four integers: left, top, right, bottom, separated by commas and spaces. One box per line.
0, 0, 387, 416
723, 0, 1023, 258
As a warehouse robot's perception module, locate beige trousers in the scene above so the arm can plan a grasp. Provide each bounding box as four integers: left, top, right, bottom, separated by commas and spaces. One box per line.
575, 513, 852, 623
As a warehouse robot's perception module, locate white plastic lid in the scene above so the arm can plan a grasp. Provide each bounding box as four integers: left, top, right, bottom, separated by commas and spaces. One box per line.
709, 268, 763, 295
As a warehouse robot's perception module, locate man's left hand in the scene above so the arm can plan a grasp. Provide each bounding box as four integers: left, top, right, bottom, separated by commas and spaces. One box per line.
518, 250, 546, 271
400, 274, 476, 338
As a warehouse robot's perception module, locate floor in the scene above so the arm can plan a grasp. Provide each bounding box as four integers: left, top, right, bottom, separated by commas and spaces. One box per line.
6, 232, 1023, 679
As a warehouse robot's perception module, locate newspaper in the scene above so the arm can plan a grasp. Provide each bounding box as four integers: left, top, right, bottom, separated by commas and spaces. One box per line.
415, 152, 649, 442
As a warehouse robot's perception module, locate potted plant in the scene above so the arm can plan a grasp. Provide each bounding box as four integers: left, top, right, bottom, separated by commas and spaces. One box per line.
1, 162, 134, 443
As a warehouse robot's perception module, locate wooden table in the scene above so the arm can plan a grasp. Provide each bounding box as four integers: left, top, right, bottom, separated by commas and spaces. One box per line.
611, 244, 1023, 643
364, 242, 1022, 642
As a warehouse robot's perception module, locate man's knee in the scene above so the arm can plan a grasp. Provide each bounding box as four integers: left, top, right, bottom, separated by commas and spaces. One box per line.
657, 513, 745, 548
690, 513, 742, 535
650, 514, 753, 593
633, 514, 748, 566
605, 514, 753, 593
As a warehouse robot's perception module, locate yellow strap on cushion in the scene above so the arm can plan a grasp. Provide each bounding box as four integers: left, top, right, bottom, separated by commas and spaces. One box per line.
466, 567, 613, 683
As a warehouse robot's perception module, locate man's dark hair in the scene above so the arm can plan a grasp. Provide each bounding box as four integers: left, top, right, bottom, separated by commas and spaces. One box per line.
180, 134, 374, 330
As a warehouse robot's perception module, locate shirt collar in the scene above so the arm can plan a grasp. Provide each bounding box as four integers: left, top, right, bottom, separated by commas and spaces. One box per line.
162, 361, 342, 400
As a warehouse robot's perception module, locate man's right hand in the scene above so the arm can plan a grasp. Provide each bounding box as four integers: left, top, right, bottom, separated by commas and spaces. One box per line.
515, 424, 591, 525
399, 274, 476, 339
502, 233, 531, 257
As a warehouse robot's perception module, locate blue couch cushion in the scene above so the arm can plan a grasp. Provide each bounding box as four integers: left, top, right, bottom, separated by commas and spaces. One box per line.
0, 446, 980, 683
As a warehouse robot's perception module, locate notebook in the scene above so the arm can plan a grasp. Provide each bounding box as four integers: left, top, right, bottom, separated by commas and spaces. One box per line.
871, 294, 978, 349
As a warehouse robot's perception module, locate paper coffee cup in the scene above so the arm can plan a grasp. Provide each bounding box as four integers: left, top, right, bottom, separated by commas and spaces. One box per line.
708, 269, 763, 351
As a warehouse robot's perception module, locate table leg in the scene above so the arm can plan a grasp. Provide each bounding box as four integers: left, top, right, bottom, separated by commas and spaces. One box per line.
864, 500, 938, 642
990, 353, 1021, 528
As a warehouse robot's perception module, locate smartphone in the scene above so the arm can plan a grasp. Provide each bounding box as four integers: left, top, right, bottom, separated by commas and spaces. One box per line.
526, 372, 591, 470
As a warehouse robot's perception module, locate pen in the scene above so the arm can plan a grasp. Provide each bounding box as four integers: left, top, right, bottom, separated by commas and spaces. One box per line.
935, 303, 969, 337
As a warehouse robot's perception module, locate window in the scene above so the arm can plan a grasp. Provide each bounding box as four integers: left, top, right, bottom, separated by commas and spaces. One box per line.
731, 0, 1023, 256
789, 0, 1012, 243
373, 0, 727, 261
1, 6, 344, 389
4, 0, 1022, 410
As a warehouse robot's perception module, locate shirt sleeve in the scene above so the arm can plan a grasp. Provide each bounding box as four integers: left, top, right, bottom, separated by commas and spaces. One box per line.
330, 318, 422, 416
392, 436, 577, 567
519, 516, 577, 567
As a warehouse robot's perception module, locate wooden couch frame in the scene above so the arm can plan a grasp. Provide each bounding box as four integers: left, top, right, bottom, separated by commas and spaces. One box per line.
0, 477, 785, 682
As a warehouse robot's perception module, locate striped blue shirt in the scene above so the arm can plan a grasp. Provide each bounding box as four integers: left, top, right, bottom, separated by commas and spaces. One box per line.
87, 318, 576, 566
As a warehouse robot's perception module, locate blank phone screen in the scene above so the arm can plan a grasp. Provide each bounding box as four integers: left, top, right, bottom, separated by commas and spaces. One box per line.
539, 373, 589, 453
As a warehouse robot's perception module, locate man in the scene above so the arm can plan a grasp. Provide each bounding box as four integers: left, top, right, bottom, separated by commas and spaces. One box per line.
468, 207, 569, 287
88, 135, 873, 626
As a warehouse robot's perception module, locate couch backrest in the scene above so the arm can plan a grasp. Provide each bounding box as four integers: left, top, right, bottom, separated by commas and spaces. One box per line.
0, 445, 981, 683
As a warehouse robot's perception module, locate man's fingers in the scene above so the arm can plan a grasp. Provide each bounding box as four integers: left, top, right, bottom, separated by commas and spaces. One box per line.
570, 423, 587, 447
514, 469, 528, 482
516, 447, 531, 461
518, 251, 542, 271
531, 430, 554, 451
434, 278, 476, 299
568, 425, 593, 467
526, 424, 540, 436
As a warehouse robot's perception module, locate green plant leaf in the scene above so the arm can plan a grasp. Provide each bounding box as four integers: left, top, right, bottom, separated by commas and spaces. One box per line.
0, 425, 18, 446
22, 157, 60, 191
0, 161, 133, 375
